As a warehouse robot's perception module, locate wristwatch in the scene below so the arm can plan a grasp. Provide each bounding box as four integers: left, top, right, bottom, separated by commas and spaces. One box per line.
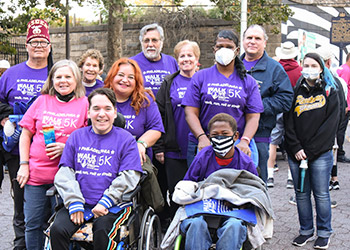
137, 140, 148, 149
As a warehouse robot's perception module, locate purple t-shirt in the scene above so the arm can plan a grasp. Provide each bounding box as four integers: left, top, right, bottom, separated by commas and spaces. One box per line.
242, 59, 259, 71
116, 94, 164, 139
131, 52, 178, 96
0, 62, 47, 106
84, 79, 104, 97
166, 74, 191, 159
184, 146, 258, 182
181, 65, 263, 142
59, 126, 143, 206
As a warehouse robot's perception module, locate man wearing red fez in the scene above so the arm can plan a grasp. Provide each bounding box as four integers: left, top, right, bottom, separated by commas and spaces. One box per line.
0, 18, 52, 250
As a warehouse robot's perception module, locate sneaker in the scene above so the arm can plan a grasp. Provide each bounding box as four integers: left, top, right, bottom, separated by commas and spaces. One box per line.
286, 179, 294, 189
289, 196, 297, 205
337, 155, 350, 163
273, 164, 279, 172
292, 234, 315, 247
331, 200, 337, 208
314, 236, 330, 249
329, 181, 333, 191
332, 181, 340, 190
267, 178, 274, 188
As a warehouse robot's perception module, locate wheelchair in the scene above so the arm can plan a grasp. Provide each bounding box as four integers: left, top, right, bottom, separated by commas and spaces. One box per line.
173, 208, 264, 250
44, 113, 163, 249
44, 173, 162, 250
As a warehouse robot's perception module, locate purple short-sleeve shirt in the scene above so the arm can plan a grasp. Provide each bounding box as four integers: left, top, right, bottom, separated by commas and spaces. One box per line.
131, 52, 178, 96
182, 65, 263, 141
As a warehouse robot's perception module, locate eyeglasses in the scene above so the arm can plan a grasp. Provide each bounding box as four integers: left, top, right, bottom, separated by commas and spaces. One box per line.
27, 41, 50, 48
142, 38, 161, 44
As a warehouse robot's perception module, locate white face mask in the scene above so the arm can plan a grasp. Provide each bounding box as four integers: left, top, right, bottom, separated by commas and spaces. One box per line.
215, 48, 237, 66
301, 68, 321, 80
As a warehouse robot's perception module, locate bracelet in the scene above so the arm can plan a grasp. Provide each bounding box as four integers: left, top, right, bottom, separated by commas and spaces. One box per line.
196, 133, 206, 140
137, 140, 148, 149
241, 136, 251, 144
19, 161, 29, 166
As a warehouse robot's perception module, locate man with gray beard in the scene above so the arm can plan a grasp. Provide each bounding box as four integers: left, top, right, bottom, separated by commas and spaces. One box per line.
131, 23, 178, 97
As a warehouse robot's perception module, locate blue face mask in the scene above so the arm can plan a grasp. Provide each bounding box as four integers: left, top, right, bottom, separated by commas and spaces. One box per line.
210, 135, 234, 157
301, 68, 320, 80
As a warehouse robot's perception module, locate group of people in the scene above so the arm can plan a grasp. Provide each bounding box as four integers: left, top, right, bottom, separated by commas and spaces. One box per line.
0, 17, 346, 250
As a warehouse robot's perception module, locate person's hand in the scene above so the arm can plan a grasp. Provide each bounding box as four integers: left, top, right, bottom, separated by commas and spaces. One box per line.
197, 135, 210, 152
46, 142, 65, 160
17, 164, 29, 188
92, 204, 108, 218
137, 143, 147, 165
155, 152, 164, 164
236, 140, 251, 157
70, 211, 84, 225
295, 149, 307, 161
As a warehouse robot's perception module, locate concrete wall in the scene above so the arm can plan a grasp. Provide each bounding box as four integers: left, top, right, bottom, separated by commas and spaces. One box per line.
15, 20, 281, 71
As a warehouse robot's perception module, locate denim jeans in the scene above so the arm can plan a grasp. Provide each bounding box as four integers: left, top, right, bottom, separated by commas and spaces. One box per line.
180, 216, 247, 250
186, 140, 198, 167
288, 151, 333, 238
256, 142, 269, 183
24, 184, 56, 250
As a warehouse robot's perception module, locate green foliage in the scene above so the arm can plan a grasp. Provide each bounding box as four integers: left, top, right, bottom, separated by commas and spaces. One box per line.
1, 0, 66, 34
209, 0, 294, 32
0, 40, 17, 55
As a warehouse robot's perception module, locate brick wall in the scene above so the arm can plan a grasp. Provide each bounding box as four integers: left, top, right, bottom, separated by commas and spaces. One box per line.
15, 20, 281, 71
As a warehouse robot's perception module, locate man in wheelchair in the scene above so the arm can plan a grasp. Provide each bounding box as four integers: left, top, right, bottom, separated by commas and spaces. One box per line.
49, 88, 143, 250
161, 113, 274, 250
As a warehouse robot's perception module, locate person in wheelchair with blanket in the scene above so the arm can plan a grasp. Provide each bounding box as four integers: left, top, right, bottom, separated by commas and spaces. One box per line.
49, 88, 143, 249
161, 113, 274, 250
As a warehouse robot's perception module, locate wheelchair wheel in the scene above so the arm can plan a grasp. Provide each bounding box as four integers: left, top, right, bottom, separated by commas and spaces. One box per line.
138, 207, 154, 249
145, 214, 161, 250
138, 207, 162, 250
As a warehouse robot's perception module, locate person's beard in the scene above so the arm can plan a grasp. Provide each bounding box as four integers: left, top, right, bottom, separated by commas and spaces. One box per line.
142, 42, 163, 61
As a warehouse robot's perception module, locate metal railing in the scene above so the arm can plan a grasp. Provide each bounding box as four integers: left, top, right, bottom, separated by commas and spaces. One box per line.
0, 38, 27, 66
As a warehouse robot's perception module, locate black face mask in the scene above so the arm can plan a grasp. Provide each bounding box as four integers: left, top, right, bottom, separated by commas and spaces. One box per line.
54, 89, 75, 102
210, 135, 234, 157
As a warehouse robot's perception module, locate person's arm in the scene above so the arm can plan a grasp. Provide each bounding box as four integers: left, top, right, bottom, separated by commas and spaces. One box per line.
236, 113, 260, 156
93, 170, 141, 217
184, 106, 210, 152
283, 97, 303, 158
262, 66, 294, 116
154, 79, 168, 164
54, 166, 85, 225
17, 128, 33, 188
137, 130, 161, 164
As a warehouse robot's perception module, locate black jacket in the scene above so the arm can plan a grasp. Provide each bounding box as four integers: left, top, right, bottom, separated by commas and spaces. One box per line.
284, 78, 340, 161
153, 71, 181, 154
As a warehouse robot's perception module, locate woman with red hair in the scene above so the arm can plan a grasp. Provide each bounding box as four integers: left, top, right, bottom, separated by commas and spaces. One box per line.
104, 58, 164, 165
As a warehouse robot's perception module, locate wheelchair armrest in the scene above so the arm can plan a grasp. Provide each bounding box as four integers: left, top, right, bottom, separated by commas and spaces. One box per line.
121, 185, 141, 202
140, 171, 148, 184
121, 171, 147, 202
46, 185, 58, 197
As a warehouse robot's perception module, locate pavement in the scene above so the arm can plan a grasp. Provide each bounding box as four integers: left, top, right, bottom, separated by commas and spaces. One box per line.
1, 133, 350, 250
